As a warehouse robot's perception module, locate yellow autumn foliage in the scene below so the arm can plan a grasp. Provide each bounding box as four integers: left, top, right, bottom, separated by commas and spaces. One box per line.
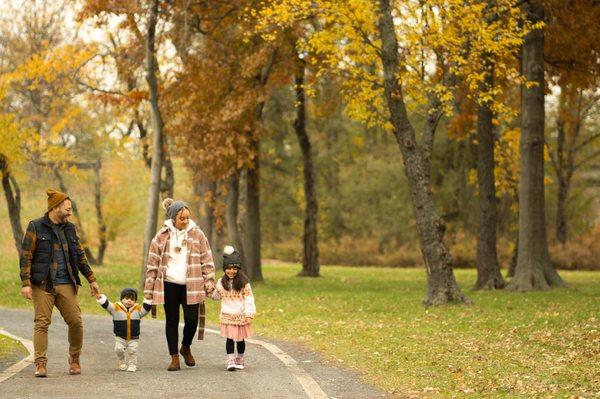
257, 0, 534, 129
0, 43, 97, 166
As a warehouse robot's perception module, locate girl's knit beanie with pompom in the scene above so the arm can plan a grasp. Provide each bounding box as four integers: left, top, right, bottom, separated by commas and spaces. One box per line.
222, 245, 242, 270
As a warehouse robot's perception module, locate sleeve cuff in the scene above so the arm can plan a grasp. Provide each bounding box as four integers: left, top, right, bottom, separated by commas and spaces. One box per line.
21, 279, 31, 287
143, 298, 153, 305
86, 273, 97, 283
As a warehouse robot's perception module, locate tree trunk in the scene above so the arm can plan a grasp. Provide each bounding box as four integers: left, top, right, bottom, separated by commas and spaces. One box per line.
474, 65, 505, 290
508, 1, 564, 291
136, 116, 152, 168
244, 146, 263, 282
507, 235, 518, 278
556, 175, 569, 245
294, 58, 320, 277
194, 175, 215, 242
213, 190, 226, 271
226, 172, 245, 263
162, 151, 175, 199
0, 154, 24, 255
53, 167, 97, 264
378, 0, 469, 305
241, 48, 277, 282
92, 160, 108, 265
140, 0, 165, 289
552, 108, 575, 245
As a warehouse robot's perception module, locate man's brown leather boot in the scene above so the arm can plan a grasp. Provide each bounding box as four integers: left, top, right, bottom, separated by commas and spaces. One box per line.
179, 345, 196, 367
34, 362, 47, 377
167, 354, 180, 371
68, 354, 81, 375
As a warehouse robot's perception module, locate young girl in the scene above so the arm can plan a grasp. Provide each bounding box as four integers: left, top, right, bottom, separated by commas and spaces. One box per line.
212, 245, 256, 371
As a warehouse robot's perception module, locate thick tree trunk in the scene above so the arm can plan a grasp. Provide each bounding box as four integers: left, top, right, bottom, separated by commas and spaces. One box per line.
378, 0, 469, 305
508, 1, 564, 291
226, 172, 245, 263
92, 161, 108, 265
53, 167, 97, 264
0, 154, 24, 255
294, 58, 320, 277
244, 146, 263, 282
474, 67, 505, 290
140, 0, 165, 288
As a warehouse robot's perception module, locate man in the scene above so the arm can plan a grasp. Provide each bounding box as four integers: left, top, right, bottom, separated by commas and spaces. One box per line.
20, 189, 100, 377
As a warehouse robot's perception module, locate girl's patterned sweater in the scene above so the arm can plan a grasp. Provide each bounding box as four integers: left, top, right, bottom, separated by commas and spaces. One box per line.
212, 279, 256, 325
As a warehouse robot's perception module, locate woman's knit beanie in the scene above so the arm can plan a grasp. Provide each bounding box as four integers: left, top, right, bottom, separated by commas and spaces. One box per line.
162, 198, 189, 222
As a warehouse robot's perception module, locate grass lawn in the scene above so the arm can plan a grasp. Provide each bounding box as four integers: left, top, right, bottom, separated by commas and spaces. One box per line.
0, 333, 28, 369
1, 254, 598, 398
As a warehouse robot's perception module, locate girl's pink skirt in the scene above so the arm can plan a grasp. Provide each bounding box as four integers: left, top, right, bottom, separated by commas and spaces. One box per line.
220, 323, 253, 341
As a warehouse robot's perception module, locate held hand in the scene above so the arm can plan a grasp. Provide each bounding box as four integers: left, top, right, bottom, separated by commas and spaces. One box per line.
144, 293, 153, 301
21, 286, 32, 300
90, 281, 100, 297
204, 283, 214, 294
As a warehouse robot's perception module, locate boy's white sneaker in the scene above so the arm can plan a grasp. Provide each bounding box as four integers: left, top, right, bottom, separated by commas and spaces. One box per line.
234, 356, 245, 370
226, 355, 236, 371
126, 364, 137, 372
118, 362, 127, 371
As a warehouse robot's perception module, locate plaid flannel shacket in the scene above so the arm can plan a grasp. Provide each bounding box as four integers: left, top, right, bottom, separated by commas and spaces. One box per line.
20, 218, 96, 288
143, 224, 215, 305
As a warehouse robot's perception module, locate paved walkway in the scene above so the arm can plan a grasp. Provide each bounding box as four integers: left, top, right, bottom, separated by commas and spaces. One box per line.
0, 308, 386, 399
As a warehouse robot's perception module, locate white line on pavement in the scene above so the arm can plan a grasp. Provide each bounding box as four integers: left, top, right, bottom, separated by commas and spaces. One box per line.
0, 329, 34, 383
0, 323, 330, 399
203, 326, 330, 399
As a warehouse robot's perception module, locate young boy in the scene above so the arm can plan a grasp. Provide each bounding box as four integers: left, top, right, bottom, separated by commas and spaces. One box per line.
96, 288, 152, 372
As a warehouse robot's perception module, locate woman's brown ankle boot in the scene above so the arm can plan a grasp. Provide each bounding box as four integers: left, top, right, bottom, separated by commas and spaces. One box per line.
167, 354, 180, 371
179, 345, 196, 367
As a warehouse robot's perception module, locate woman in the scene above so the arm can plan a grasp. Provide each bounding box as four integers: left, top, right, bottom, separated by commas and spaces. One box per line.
144, 198, 215, 371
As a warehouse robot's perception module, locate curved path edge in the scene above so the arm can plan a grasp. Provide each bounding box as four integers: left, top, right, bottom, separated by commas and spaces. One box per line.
0, 329, 34, 383
205, 327, 329, 399
0, 323, 330, 399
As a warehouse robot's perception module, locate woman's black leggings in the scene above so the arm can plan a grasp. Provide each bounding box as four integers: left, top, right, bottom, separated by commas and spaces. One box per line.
226, 339, 245, 355
163, 281, 199, 355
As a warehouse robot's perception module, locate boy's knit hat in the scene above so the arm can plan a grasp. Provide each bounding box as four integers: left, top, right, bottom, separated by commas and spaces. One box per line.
222, 245, 242, 270
46, 188, 69, 211
120, 287, 138, 302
